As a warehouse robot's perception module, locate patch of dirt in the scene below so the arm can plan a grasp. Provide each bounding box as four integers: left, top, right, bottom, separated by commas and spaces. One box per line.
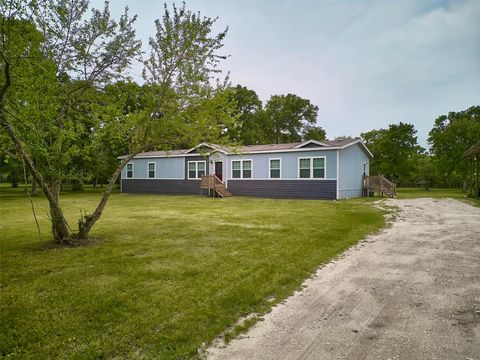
207, 198, 480, 360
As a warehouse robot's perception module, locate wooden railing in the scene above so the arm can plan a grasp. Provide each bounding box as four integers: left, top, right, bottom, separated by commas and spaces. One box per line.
201, 175, 232, 198
363, 175, 396, 198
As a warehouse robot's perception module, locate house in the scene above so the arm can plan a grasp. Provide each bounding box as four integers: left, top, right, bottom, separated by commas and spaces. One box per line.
119, 138, 372, 200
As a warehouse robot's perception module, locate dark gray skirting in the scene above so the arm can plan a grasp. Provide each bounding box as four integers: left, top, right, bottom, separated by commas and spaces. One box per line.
226, 180, 336, 200
121, 179, 201, 195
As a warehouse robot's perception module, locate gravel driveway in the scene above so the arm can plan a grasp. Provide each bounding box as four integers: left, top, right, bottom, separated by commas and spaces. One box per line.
208, 198, 480, 360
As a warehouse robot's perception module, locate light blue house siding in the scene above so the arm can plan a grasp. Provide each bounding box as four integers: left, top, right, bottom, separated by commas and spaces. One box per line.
120, 140, 371, 199
120, 157, 184, 179
224, 150, 337, 181
337, 144, 369, 199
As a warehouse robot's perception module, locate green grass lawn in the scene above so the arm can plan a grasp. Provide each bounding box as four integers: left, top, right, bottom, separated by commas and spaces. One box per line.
396, 187, 480, 207
0, 186, 384, 359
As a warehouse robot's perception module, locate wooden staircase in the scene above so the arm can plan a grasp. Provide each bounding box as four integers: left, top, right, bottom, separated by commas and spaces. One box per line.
363, 175, 396, 198
201, 175, 232, 198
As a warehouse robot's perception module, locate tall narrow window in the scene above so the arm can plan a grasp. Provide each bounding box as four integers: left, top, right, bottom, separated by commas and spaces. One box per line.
299, 158, 311, 178
148, 162, 155, 178
197, 161, 206, 178
242, 160, 252, 178
188, 162, 196, 179
270, 159, 281, 179
232, 160, 241, 178
313, 158, 325, 178
188, 161, 206, 179
126, 163, 133, 178
232, 160, 252, 179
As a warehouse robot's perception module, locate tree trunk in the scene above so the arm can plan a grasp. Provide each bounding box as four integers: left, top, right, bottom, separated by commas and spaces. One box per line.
11, 170, 18, 188
0, 120, 71, 243
76, 145, 151, 240
49, 180, 70, 242
1, 60, 70, 243
31, 181, 38, 196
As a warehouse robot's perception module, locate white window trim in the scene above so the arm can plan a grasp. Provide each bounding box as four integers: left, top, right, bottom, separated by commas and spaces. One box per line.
148, 162, 156, 179
187, 160, 207, 180
298, 156, 326, 179
231, 159, 253, 179
126, 162, 134, 179
269, 158, 282, 179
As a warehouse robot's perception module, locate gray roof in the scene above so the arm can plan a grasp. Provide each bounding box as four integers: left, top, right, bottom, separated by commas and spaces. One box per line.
133, 149, 188, 157
215, 138, 360, 153
121, 138, 367, 159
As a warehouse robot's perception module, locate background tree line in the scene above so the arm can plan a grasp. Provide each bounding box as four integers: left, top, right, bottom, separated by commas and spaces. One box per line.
361, 105, 480, 189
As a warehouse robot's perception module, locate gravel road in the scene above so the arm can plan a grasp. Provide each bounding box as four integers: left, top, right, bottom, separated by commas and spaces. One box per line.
207, 198, 480, 360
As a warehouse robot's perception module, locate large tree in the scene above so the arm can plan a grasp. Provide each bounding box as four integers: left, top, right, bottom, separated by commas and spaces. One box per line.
1, 1, 140, 243
227, 85, 265, 145
1, 1, 233, 244
263, 94, 320, 144
428, 106, 480, 187
361, 122, 424, 184
302, 125, 326, 142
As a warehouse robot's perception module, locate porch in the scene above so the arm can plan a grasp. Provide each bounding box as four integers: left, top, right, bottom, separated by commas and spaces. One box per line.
363, 175, 396, 198
201, 175, 232, 198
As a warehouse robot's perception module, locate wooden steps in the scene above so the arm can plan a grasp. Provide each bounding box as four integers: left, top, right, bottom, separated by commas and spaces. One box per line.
201, 175, 231, 198
363, 175, 396, 198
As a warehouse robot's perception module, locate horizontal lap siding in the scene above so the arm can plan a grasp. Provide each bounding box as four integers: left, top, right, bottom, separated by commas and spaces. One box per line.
121, 179, 200, 195
227, 180, 337, 200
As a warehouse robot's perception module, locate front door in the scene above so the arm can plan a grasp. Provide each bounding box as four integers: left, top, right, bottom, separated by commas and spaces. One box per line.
215, 162, 223, 181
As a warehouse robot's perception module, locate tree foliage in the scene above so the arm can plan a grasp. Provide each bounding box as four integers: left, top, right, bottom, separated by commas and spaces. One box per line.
263, 94, 319, 144
0, 1, 233, 244
361, 122, 424, 184
428, 105, 480, 187
226, 88, 324, 145
227, 85, 264, 144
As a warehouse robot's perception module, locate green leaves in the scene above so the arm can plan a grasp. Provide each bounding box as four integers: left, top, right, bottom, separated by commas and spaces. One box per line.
225, 86, 324, 145
263, 93, 320, 144
361, 122, 424, 184
428, 106, 480, 186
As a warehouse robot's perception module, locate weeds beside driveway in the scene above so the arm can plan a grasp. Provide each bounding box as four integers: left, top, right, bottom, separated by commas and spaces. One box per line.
0, 188, 384, 359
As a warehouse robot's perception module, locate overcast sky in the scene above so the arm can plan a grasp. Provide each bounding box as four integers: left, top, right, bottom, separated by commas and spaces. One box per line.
94, 0, 480, 148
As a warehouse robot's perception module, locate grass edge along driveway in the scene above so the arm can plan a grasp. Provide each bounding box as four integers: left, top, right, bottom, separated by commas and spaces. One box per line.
0, 188, 385, 359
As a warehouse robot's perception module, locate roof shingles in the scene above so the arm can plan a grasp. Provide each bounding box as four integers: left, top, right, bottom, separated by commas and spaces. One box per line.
124, 138, 362, 159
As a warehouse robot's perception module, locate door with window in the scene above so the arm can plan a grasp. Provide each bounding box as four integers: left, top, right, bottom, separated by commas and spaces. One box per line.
215, 162, 223, 181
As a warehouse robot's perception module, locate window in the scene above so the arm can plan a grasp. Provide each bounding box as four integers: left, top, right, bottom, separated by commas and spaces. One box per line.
148, 162, 155, 179
242, 160, 252, 178
298, 157, 325, 179
299, 158, 311, 178
313, 158, 325, 178
269, 159, 281, 179
188, 161, 206, 179
232, 160, 252, 179
126, 163, 133, 179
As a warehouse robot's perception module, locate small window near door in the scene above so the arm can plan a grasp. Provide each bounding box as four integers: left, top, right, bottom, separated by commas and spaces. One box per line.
232, 160, 241, 178
270, 159, 281, 178
232, 160, 252, 179
148, 162, 155, 178
188, 161, 206, 179
126, 163, 133, 178
197, 161, 206, 178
